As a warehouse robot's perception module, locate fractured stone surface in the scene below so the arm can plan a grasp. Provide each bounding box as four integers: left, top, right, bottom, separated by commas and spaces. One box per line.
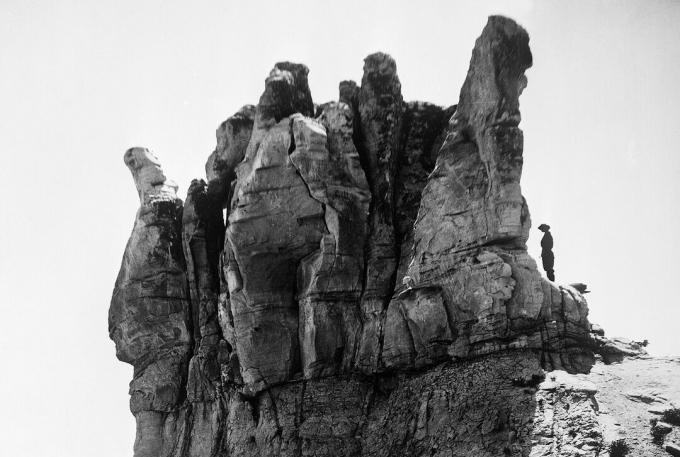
383, 15, 592, 374
110, 16, 605, 457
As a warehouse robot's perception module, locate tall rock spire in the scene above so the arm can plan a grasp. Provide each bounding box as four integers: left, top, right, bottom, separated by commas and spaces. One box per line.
383, 16, 592, 373
109, 148, 192, 457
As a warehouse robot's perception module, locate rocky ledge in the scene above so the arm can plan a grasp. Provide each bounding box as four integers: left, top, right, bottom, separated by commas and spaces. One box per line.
108, 15, 643, 457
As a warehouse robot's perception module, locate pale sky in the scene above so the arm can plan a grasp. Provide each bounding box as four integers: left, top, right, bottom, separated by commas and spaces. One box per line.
1, 1, 679, 456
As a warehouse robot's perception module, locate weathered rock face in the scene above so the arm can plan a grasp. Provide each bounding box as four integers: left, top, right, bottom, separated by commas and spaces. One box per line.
220, 63, 372, 392
204, 105, 255, 208
351, 53, 404, 372
110, 16, 602, 457
109, 148, 193, 456
383, 16, 592, 374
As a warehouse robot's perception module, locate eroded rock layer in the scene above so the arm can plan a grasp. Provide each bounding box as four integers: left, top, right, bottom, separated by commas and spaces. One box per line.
384, 17, 593, 374
110, 16, 599, 457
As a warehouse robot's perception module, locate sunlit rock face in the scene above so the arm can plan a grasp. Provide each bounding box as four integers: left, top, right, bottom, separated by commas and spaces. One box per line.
109, 148, 193, 456
383, 15, 593, 374
205, 105, 255, 209
219, 63, 372, 391
110, 16, 600, 457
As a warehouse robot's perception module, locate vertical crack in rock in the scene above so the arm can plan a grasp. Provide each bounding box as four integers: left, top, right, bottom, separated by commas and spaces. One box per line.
353, 52, 405, 373
227, 113, 313, 392
392, 102, 456, 299
225, 61, 373, 392
110, 16, 602, 457
224, 62, 318, 393
289, 105, 371, 379
181, 178, 231, 456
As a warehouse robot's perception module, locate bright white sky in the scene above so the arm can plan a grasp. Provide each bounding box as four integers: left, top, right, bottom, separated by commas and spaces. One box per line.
1, 1, 678, 456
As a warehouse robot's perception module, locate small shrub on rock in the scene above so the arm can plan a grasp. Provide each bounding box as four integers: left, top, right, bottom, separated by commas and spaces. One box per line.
609, 439, 630, 457
651, 425, 667, 445
662, 408, 680, 426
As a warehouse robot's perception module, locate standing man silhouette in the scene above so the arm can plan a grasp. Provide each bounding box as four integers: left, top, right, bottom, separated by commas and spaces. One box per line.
538, 224, 555, 281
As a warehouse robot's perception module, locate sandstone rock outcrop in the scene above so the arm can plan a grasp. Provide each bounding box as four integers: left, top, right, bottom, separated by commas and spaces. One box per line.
109, 148, 193, 456
204, 105, 255, 208
110, 16, 605, 457
382, 17, 592, 374
221, 63, 372, 392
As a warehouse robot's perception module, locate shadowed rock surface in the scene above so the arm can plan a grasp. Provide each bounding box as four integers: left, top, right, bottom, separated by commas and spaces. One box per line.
107, 16, 663, 457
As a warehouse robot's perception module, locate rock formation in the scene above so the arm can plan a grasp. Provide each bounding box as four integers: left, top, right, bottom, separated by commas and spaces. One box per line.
109, 16, 623, 457
110, 148, 193, 456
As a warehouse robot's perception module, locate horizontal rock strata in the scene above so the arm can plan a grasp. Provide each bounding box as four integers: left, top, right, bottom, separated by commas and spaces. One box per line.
110, 15, 599, 457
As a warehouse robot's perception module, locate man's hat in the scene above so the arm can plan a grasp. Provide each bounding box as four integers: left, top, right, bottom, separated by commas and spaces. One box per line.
538, 223, 550, 231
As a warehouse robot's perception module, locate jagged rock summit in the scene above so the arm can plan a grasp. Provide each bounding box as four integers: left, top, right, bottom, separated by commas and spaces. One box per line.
109, 16, 636, 457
